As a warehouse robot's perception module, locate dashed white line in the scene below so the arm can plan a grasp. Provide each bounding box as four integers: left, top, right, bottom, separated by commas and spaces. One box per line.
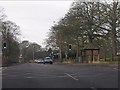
65, 73, 79, 81
90, 87, 98, 90
25, 77, 34, 78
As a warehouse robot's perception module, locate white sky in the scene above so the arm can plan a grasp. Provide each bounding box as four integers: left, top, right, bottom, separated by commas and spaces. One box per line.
0, 1, 73, 47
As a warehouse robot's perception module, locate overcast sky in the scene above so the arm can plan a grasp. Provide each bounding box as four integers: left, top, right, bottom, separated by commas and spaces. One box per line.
0, 1, 73, 47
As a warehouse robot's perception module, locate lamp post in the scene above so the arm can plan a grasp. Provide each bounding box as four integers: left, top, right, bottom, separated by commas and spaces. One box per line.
51, 51, 54, 60
24, 45, 29, 62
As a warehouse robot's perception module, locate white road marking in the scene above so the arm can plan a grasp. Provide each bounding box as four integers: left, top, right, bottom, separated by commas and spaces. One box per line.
2, 67, 7, 71
0, 67, 2, 73
25, 77, 34, 78
90, 87, 98, 90
25, 73, 32, 75
65, 73, 79, 81
113, 68, 118, 70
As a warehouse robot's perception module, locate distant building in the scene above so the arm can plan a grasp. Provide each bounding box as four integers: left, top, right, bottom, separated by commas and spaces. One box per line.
20, 40, 29, 49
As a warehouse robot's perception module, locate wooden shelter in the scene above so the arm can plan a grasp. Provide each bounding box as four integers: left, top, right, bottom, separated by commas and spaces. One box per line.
81, 43, 100, 63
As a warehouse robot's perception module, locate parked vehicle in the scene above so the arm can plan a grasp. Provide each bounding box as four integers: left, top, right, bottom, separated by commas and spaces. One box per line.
37, 59, 44, 64
34, 59, 39, 63
34, 59, 44, 64
43, 57, 53, 64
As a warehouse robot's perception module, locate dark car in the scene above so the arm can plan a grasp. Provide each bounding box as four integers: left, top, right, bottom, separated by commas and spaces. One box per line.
43, 57, 53, 64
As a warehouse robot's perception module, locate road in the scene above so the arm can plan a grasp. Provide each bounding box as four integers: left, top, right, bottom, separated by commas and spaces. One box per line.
0, 67, 2, 90
2, 63, 118, 89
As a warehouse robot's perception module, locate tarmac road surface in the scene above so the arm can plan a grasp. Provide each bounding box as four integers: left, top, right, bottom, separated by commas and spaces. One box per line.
2, 63, 118, 89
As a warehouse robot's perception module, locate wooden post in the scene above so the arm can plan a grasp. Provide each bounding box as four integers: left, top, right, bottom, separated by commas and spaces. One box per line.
98, 50, 100, 63
91, 50, 93, 63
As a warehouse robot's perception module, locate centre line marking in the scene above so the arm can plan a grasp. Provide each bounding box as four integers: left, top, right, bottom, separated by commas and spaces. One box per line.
65, 73, 79, 81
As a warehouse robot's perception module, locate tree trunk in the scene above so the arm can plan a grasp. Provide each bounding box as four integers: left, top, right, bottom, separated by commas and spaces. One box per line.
111, 2, 118, 60
76, 37, 79, 62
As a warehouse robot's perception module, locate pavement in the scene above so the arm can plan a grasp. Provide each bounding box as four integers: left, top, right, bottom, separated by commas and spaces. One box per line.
55, 61, 119, 67
2, 63, 119, 89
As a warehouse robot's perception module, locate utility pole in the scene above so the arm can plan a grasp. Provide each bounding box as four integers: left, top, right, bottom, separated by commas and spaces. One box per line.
33, 45, 34, 61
